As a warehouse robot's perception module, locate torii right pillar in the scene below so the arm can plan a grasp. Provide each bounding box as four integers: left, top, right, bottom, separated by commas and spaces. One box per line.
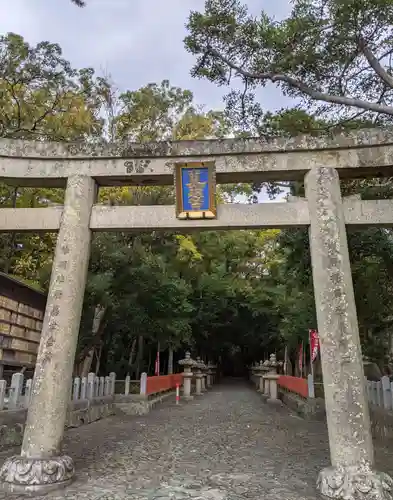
305, 167, 393, 500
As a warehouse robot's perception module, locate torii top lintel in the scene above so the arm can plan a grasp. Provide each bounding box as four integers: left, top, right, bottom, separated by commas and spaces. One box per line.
1, 127, 393, 187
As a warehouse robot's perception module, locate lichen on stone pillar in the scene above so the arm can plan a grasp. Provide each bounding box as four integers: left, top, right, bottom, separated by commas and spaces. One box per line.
305, 167, 393, 500
0, 175, 96, 496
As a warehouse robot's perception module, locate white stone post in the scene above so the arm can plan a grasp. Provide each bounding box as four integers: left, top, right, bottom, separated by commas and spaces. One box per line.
73, 377, 80, 402
104, 376, 111, 396
9, 373, 24, 409
0, 175, 96, 495
98, 377, 105, 398
80, 377, 87, 400
87, 372, 95, 400
140, 372, 147, 396
307, 374, 315, 399
0, 380, 6, 410
376, 380, 382, 407
306, 167, 393, 499
93, 375, 99, 397
24, 379, 33, 408
382, 376, 391, 410
109, 372, 116, 396
125, 375, 131, 396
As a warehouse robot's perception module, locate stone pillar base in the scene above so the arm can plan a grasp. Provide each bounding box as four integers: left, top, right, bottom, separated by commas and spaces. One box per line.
267, 398, 282, 406
317, 464, 393, 500
0, 455, 74, 496
184, 395, 194, 401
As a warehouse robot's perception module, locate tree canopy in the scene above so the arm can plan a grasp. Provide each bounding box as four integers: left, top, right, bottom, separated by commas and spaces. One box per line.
185, 0, 393, 125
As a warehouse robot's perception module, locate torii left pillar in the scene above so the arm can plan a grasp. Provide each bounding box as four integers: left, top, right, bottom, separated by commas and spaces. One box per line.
0, 175, 96, 495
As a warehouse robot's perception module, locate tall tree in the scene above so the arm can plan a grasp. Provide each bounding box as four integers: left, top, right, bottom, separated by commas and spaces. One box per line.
185, 0, 393, 123
0, 33, 106, 282
113, 79, 229, 142
0, 33, 104, 140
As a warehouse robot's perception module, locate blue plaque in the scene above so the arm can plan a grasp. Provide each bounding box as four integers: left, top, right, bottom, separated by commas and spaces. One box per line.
175, 162, 216, 219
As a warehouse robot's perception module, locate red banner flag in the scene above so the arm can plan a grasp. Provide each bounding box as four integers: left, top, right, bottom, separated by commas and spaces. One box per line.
155, 351, 160, 376
309, 329, 319, 362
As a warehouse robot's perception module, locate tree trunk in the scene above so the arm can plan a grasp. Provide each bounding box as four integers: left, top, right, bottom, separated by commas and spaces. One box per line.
80, 347, 95, 377
95, 343, 103, 375
127, 337, 137, 376
79, 304, 107, 377
136, 335, 144, 379
147, 347, 152, 375
167, 347, 174, 374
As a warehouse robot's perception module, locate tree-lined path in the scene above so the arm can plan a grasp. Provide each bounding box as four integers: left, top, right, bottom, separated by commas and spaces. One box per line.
1, 382, 392, 500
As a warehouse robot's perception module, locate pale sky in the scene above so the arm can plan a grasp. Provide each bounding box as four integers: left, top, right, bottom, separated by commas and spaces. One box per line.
0, 0, 294, 112
1, 0, 293, 201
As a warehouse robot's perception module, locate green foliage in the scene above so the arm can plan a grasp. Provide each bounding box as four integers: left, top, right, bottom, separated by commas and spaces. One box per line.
0, 32, 106, 283
0, 33, 104, 140
185, 0, 393, 123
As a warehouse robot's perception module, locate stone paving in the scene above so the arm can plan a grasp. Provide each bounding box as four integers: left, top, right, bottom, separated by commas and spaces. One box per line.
1, 381, 393, 500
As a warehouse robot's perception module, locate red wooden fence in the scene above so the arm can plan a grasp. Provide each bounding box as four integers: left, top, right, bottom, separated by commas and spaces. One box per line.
146, 374, 183, 396
277, 375, 308, 398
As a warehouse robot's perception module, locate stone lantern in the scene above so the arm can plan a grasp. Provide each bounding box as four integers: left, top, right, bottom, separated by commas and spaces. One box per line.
209, 363, 217, 385
198, 357, 208, 392
178, 351, 197, 400
249, 362, 258, 387
206, 361, 213, 389
268, 353, 278, 374
264, 354, 282, 405
261, 359, 270, 397
253, 361, 265, 393
194, 357, 205, 396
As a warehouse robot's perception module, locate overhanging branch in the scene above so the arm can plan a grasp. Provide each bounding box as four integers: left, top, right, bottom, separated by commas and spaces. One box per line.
207, 48, 393, 116
358, 37, 393, 89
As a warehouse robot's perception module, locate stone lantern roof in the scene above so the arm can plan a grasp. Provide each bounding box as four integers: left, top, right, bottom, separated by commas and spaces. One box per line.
178, 351, 198, 368
195, 357, 206, 371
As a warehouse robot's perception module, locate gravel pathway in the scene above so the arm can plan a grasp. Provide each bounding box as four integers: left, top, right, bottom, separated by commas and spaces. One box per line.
0, 380, 392, 500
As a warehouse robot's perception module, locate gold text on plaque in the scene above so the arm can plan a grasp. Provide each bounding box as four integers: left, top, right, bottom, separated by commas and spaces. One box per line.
186, 169, 207, 210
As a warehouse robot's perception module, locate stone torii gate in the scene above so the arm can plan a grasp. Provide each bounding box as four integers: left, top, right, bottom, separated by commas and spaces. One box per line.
1, 129, 393, 499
